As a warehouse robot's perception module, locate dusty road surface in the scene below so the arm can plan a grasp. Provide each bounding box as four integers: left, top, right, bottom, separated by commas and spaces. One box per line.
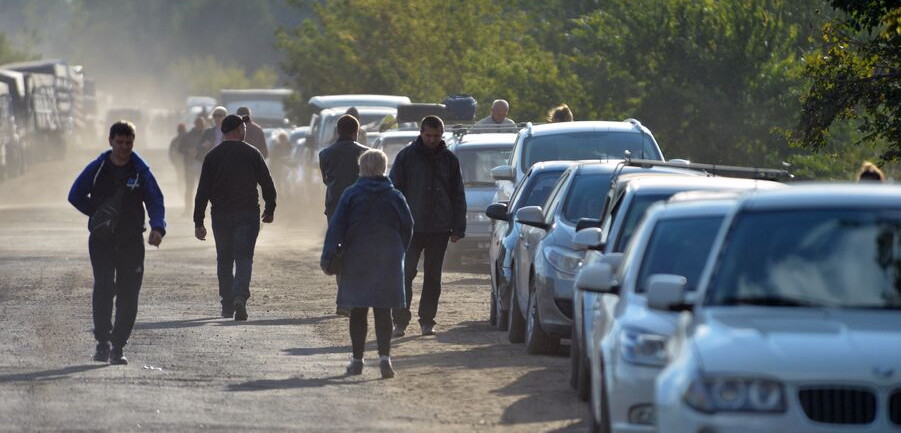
0, 146, 588, 432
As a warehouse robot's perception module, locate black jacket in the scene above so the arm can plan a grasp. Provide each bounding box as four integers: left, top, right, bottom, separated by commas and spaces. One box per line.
194, 140, 276, 227
319, 138, 369, 218
389, 137, 466, 236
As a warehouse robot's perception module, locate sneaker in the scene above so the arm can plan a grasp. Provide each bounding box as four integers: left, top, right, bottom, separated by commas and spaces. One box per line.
379, 358, 395, 379
221, 305, 234, 318
391, 325, 406, 338
346, 359, 364, 376
335, 306, 350, 317
421, 324, 436, 336
109, 346, 128, 365
93, 342, 110, 362
233, 298, 248, 321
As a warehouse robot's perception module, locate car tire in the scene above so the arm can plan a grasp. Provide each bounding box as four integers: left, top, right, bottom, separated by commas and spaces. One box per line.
495, 285, 509, 332
507, 284, 525, 344
577, 344, 591, 401
569, 328, 580, 389
525, 283, 559, 355
590, 363, 612, 433
489, 289, 498, 327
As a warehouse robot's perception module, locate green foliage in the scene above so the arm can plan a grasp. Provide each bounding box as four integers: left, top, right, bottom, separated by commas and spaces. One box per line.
166, 57, 278, 97
793, 1, 901, 162
0, 32, 36, 65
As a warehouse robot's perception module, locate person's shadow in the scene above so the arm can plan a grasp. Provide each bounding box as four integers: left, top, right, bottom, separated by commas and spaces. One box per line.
0, 364, 108, 382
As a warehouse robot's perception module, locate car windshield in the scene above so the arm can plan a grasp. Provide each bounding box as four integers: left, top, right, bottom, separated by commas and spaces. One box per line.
705, 208, 901, 309
562, 173, 614, 224
456, 147, 512, 185
521, 131, 660, 169
636, 216, 725, 293
513, 171, 566, 211
377, 136, 413, 166
614, 193, 672, 252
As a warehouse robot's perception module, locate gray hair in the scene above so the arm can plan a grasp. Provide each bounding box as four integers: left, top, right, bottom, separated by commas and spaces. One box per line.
358, 149, 388, 178
492, 99, 509, 110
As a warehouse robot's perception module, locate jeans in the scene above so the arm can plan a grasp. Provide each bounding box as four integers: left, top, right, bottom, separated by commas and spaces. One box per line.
349, 307, 392, 359
212, 210, 261, 307
89, 231, 144, 347
393, 231, 450, 327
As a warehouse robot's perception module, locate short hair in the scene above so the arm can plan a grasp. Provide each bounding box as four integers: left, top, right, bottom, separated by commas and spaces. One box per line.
548, 104, 573, 122
420, 115, 444, 131
345, 106, 360, 119
358, 149, 388, 178
492, 99, 510, 110
336, 114, 359, 138
109, 120, 136, 139
857, 161, 886, 182
236, 106, 251, 116
211, 106, 227, 118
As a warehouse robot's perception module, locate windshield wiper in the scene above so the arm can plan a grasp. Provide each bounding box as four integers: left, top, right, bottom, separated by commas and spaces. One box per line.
718, 296, 821, 307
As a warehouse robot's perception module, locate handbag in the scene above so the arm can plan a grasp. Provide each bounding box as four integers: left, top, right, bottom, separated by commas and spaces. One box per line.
325, 191, 385, 275
89, 186, 125, 242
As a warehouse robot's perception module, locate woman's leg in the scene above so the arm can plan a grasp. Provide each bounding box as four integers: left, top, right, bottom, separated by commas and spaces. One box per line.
349, 307, 369, 359
373, 308, 392, 357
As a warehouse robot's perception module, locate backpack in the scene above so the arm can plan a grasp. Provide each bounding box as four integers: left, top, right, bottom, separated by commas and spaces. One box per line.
89, 186, 125, 242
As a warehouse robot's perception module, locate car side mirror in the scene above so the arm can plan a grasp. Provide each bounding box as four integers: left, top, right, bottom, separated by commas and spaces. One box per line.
572, 227, 604, 251
646, 274, 689, 311
574, 262, 617, 294
515, 206, 547, 229
576, 217, 602, 232
485, 202, 509, 221
490, 165, 515, 181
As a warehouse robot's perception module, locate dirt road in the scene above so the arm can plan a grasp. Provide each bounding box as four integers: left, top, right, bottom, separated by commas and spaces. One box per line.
0, 146, 588, 432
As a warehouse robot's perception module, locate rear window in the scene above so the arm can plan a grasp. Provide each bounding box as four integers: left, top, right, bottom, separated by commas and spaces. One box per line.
636, 216, 724, 293
456, 147, 512, 185
562, 173, 614, 223
521, 131, 660, 169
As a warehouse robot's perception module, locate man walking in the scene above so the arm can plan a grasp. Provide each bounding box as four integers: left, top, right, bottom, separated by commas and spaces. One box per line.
68, 121, 166, 365
194, 114, 276, 321
319, 114, 369, 222
236, 106, 269, 158
179, 116, 206, 216
389, 115, 466, 337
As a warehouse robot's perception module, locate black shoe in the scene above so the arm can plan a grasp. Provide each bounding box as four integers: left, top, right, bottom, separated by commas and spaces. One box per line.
233, 298, 248, 321
335, 306, 350, 317
346, 359, 364, 376
379, 358, 395, 379
109, 346, 128, 365
420, 324, 436, 336
391, 325, 406, 338
93, 342, 110, 362
221, 306, 235, 318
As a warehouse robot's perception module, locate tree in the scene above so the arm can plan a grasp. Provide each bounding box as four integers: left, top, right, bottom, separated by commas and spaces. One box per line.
0, 32, 36, 65
793, 0, 901, 162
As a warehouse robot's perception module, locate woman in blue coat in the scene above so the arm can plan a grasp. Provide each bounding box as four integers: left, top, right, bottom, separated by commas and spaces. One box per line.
321, 149, 413, 378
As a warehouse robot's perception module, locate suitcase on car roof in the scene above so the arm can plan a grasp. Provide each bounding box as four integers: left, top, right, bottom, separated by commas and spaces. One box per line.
442, 94, 477, 122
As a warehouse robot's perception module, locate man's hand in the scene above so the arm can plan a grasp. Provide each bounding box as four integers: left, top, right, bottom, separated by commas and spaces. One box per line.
261, 212, 274, 223
450, 234, 463, 243
195, 226, 207, 241
148, 230, 163, 247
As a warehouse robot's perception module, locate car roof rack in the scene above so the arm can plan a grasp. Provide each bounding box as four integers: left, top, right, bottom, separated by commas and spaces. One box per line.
447, 122, 527, 140
620, 155, 794, 181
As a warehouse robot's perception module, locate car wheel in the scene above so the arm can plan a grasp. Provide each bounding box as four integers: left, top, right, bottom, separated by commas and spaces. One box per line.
495, 284, 509, 332
525, 282, 559, 355
507, 283, 525, 344
569, 328, 580, 389
577, 342, 591, 401
489, 289, 498, 327
589, 363, 612, 433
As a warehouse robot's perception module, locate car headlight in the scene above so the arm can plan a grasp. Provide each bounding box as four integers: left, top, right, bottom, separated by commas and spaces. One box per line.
620, 327, 668, 367
543, 246, 583, 275
467, 211, 490, 223
683, 376, 786, 414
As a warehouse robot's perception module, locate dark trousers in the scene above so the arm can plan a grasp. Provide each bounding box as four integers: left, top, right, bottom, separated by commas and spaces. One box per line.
212, 210, 260, 307
89, 231, 145, 347
349, 307, 392, 359
393, 231, 450, 327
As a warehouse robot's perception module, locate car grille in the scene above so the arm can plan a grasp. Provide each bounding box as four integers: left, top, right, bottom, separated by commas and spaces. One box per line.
891, 390, 901, 425
554, 299, 573, 319
798, 387, 876, 425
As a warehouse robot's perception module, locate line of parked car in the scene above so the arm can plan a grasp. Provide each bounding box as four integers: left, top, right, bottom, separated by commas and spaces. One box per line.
461, 119, 901, 432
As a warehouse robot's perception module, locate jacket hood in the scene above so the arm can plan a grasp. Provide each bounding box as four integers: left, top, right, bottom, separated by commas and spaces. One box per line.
692, 307, 901, 383
355, 176, 395, 193
412, 136, 447, 155
95, 150, 152, 173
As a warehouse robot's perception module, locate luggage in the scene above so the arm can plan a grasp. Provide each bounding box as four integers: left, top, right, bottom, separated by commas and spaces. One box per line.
442, 95, 477, 122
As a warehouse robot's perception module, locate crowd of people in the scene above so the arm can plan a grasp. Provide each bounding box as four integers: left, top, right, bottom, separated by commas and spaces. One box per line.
66, 98, 887, 375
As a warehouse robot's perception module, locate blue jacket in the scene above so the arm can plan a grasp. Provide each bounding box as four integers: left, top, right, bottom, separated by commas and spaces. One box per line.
321, 176, 413, 309
68, 151, 167, 236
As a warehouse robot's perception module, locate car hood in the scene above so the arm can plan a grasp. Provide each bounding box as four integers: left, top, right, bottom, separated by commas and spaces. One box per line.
465, 186, 496, 212
692, 307, 901, 382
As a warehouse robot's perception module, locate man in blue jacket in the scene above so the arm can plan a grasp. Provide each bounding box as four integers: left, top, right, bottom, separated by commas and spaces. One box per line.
68, 121, 166, 365
389, 115, 466, 337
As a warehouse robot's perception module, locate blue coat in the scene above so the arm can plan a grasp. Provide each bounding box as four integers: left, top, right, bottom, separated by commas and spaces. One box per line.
320, 176, 413, 309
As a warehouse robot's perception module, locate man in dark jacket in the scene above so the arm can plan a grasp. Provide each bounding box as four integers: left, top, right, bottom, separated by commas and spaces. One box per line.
389, 115, 466, 337
319, 114, 369, 221
236, 106, 268, 158
68, 121, 167, 365
194, 114, 276, 321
